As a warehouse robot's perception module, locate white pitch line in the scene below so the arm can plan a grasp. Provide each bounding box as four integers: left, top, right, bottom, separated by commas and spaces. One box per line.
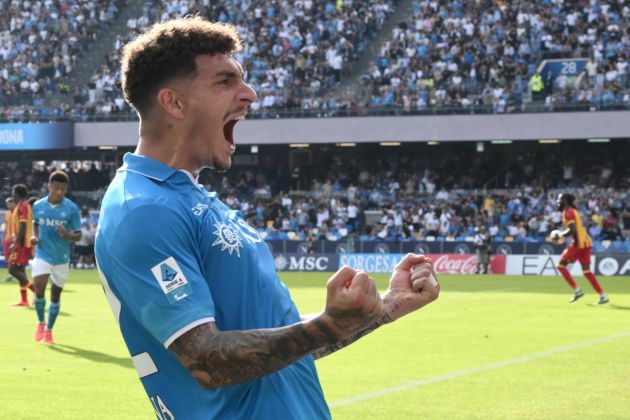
329, 331, 630, 409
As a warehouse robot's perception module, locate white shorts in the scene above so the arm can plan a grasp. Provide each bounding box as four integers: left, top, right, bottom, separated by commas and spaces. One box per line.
31, 258, 70, 288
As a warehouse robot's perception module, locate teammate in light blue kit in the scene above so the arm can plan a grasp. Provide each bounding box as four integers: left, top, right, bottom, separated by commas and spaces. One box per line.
95, 17, 439, 419
31, 171, 82, 345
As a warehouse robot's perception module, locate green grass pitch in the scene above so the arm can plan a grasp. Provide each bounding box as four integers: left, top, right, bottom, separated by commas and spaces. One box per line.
1, 269, 629, 419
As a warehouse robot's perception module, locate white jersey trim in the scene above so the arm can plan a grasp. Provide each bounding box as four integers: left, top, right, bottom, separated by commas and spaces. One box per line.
178, 169, 200, 186
163, 317, 215, 348
96, 260, 121, 324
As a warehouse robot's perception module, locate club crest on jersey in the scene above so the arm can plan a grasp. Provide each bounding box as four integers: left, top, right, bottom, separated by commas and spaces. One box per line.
150, 257, 192, 304
211, 222, 243, 257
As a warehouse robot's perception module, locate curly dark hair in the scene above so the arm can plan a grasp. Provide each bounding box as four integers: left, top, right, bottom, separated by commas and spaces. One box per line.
12, 184, 28, 199
49, 170, 69, 184
121, 16, 242, 117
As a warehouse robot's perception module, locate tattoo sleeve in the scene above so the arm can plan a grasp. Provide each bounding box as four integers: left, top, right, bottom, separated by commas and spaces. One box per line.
311, 312, 392, 360
169, 313, 357, 390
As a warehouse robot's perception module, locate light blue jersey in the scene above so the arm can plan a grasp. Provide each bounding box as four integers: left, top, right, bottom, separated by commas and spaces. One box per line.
95, 154, 330, 420
33, 197, 81, 264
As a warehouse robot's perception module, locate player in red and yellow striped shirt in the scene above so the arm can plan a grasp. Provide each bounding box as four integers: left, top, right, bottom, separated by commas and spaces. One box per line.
554, 193, 608, 304
8, 184, 35, 307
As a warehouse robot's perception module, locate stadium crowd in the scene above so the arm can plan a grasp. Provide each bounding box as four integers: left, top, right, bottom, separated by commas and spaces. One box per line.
0, 0, 627, 120
2, 142, 629, 252
77, 0, 397, 118
0, 0, 124, 120
202, 146, 630, 248
356, 0, 630, 114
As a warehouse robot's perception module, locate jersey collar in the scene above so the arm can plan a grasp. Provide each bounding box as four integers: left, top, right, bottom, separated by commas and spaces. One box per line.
120, 153, 177, 182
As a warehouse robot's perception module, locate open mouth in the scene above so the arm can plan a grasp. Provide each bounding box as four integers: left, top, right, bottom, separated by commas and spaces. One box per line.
223, 119, 237, 146
223, 115, 245, 146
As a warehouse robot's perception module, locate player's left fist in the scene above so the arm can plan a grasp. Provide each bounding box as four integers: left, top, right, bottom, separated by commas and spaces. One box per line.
30, 235, 39, 245
382, 253, 440, 321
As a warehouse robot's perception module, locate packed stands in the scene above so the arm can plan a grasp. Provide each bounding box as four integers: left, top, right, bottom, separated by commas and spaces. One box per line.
357, 0, 630, 114
2, 141, 628, 249
0, 0, 124, 120
78, 0, 397, 119
2, 0, 626, 119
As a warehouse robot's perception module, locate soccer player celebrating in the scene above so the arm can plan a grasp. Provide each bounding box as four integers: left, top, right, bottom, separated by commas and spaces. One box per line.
31, 171, 82, 344
95, 17, 439, 419
8, 184, 35, 306
554, 193, 609, 304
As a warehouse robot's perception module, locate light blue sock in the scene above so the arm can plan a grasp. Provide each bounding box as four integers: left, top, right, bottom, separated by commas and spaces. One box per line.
47, 302, 60, 330
34, 297, 46, 323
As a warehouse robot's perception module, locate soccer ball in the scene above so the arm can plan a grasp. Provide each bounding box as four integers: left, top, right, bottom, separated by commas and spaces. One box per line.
549, 230, 563, 242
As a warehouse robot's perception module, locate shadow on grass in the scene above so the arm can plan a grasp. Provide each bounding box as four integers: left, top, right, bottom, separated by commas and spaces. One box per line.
48, 344, 133, 369
609, 304, 630, 311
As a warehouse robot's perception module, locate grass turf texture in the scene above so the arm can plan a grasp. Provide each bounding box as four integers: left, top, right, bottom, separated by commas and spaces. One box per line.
1, 269, 629, 419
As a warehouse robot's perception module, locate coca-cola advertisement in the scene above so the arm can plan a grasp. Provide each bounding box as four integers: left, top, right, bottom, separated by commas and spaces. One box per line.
339, 253, 506, 274
427, 254, 506, 275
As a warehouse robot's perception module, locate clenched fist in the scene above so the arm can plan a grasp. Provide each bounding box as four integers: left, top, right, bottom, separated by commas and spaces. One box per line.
322, 266, 384, 338
382, 253, 440, 321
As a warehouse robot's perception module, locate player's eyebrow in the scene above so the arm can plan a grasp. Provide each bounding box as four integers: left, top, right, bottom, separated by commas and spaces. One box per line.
212, 70, 242, 81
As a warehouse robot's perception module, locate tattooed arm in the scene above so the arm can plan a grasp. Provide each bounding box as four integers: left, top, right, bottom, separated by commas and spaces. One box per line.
170, 314, 346, 389
170, 257, 440, 389
169, 267, 383, 390
311, 312, 392, 360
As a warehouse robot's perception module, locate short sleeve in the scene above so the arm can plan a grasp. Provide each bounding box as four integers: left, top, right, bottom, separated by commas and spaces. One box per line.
69, 205, 82, 232
104, 204, 215, 346
564, 208, 576, 224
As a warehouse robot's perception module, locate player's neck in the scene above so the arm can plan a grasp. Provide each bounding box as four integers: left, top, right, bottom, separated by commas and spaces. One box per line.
138, 122, 196, 174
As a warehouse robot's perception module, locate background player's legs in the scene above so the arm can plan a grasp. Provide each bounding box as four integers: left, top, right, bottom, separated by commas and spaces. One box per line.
9, 263, 33, 306
581, 263, 608, 304
33, 274, 49, 341
557, 260, 583, 303
44, 283, 63, 345
48, 283, 62, 331
3, 244, 13, 281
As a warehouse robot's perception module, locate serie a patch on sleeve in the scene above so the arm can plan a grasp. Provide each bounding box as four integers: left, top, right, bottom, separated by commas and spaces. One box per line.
151, 257, 193, 304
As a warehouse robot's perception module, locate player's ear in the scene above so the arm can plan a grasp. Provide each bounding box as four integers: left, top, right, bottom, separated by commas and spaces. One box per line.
156, 87, 185, 120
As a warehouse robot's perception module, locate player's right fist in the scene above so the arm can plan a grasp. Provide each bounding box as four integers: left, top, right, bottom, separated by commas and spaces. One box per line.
323, 266, 383, 337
